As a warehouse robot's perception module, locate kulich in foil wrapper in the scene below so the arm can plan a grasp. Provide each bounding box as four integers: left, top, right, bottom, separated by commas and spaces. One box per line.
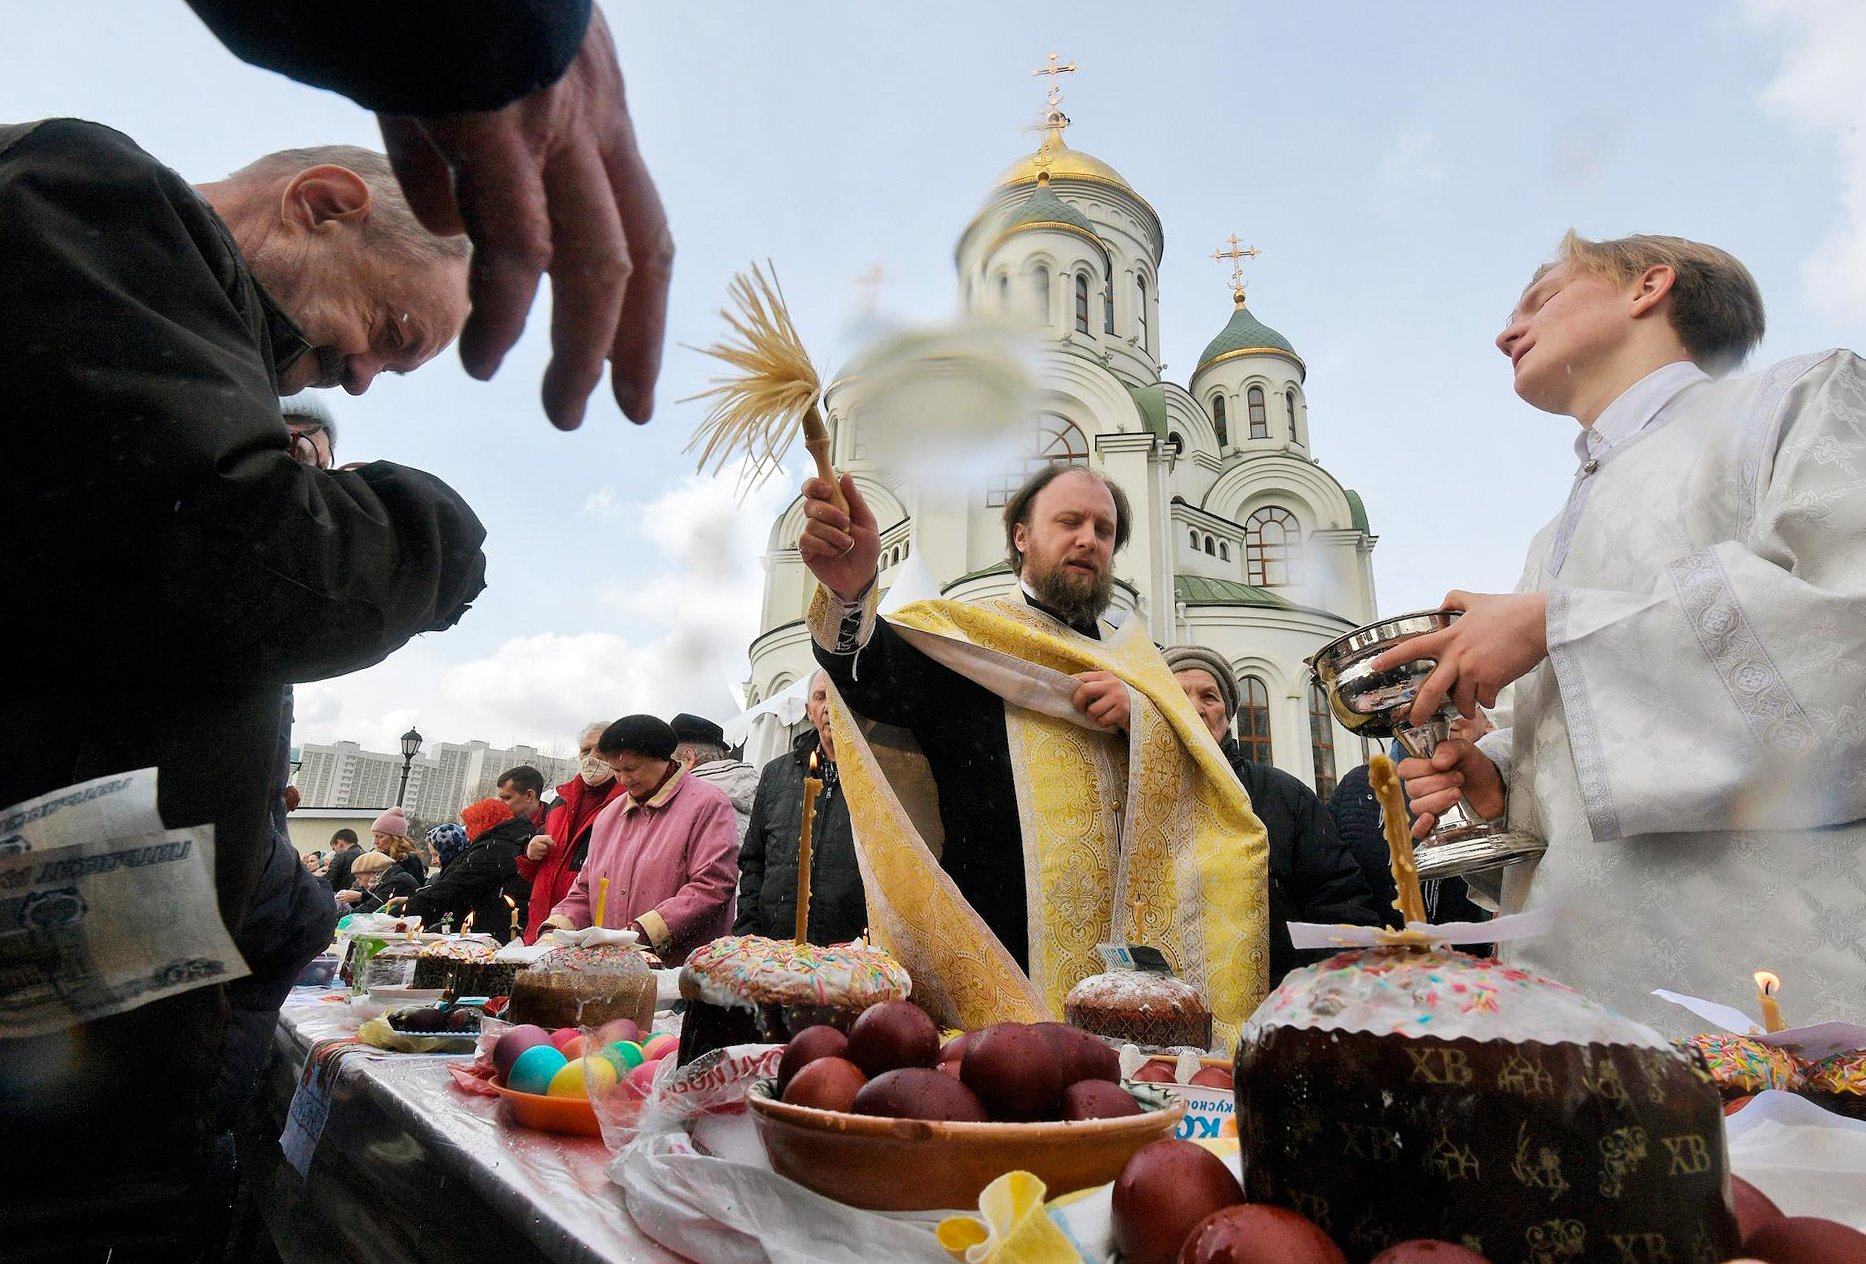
1235, 949, 1740, 1264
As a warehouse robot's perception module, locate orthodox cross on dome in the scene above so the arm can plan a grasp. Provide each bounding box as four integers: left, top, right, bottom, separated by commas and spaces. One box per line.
1031, 50, 1077, 111
1212, 234, 1262, 305
852, 263, 888, 316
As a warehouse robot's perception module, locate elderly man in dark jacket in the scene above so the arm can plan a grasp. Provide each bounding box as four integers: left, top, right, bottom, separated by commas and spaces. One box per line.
0, 123, 485, 1255
737, 672, 868, 946
1165, 647, 1383, 982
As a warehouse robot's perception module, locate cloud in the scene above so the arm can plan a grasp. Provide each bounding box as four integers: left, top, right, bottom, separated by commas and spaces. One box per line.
581, 485, 623, 520
1747, 0, 1866, 318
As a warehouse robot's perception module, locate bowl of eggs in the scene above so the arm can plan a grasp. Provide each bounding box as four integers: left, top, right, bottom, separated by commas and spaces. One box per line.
490, 1018, 678, 1136
747, 1005, 1185, 1211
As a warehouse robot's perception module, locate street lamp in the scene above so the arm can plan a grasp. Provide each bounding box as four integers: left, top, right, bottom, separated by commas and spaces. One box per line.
397, 726, 423, 808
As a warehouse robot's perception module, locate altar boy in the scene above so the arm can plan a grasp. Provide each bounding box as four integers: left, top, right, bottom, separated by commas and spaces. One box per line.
1386, 231, 1864, 1033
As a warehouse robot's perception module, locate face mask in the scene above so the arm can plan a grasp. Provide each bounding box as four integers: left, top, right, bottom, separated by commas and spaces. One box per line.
579, 756, 614, 786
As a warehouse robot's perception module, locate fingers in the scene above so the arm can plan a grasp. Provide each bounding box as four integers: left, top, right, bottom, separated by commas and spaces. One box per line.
1411, 812, 1436, 841
539, 138, 627, 429
600, 117, 672, 423
446, 123, 552, 386
1408, 662, 1453, 726
378, 115, 465, 236
841, 473, 877, 531
1440, 590, 1473, 612
1369, 628, 1447, 674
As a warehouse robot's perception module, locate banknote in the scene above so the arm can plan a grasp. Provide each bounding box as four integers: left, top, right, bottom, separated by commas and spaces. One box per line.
0, 769, 250, 1038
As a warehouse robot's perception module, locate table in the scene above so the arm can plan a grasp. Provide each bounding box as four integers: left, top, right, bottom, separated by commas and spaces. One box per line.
238, 994, 687, 1264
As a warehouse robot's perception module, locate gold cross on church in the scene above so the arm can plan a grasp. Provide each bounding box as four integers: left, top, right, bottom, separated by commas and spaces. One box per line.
1031, 51, 1077, 109
1212, 234, 1261, 301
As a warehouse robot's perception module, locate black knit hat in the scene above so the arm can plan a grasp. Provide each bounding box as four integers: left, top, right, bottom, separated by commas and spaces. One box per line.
669, 712, 725, 747
596, 714, 678, 760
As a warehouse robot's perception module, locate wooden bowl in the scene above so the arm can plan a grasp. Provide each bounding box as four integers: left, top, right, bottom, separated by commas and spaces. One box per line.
491, 1077, 602, 1136
747, 1079, 1183, 1211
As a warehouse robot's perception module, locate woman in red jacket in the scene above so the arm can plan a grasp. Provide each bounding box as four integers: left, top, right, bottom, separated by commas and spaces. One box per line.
515, 721, 625, 942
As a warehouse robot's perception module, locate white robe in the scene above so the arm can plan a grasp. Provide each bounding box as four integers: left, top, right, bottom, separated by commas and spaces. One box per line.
1484, 349, 1866, 1035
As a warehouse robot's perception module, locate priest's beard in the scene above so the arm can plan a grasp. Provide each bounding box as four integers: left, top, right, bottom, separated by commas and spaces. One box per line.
1024, 552, 1114, 629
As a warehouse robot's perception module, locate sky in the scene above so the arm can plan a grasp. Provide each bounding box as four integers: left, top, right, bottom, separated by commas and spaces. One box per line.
6, 1, 1863, 759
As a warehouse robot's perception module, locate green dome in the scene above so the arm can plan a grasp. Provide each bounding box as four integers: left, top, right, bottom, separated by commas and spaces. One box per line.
1173, 573, 1294, 610
988, 175, 1103, 253
1196, 298, 1303, 375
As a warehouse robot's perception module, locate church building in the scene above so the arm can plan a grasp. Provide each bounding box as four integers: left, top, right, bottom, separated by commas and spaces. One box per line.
745, 70, 1380, 798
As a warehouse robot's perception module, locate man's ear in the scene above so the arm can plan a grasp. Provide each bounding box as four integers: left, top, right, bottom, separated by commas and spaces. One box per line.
281, 165, 372, 233
1628, 264, 1677, 319
1012, 522, 1028, 560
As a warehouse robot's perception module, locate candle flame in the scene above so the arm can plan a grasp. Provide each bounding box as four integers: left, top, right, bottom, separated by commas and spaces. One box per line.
503, 894, 516, 909
1754, 970, 1780, 996
461, 912, 474, 932
809, 749, 819, 774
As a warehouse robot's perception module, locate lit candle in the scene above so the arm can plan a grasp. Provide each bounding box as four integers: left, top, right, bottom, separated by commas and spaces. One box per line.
596, 875, 611, 929
460, 911, 474, 936
1369, 754, 1427, 927
504, 894, 519, 943
1754, 970, 1786, 1033
795, 750, 822, 944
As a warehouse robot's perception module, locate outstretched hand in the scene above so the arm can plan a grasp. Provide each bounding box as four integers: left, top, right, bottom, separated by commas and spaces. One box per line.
1072, 671, 1131, 732
378, 7, 672, 430
1370, 590, 1549, 726
798, 474, 881, 601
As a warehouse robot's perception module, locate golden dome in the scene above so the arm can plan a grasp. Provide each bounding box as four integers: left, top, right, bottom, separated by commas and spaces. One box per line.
994, 119, 1133, 193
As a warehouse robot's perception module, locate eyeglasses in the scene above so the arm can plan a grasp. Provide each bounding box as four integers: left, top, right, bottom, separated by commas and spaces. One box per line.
287, 422, 334, 470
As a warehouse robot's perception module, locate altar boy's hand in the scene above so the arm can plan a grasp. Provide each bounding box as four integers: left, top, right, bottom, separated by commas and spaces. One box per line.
1072, 671, 1130, 732
1397, 741, 1506, 840
1371, 591, 1548, 726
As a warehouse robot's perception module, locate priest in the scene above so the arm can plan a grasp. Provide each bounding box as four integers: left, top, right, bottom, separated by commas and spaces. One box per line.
798, 463, 1269, 1044
1384, 231, 1864, 1032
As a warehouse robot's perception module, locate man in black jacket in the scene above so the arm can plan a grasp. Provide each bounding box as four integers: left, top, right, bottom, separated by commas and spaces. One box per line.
0, 125, 486, 1254
737, 672, 868, 946
321, 828, 365, 894
1164, 646, 1383, 981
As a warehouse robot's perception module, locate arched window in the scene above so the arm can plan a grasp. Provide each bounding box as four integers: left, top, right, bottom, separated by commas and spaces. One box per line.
1211, 394, 1228, 447
1245, 506, 1304, 586
1248, 386, 1269, 438
1286, 388, 1299, 440
1189, 528, 1199, 548
985, 413, 1090, 506
1103, 282, 1115, 334
1218, 541, 1229, 561
1203, 536, 1215, 556
998, 274, 1010, 310
1074, 273, 1091, 333
1135, 276, 1148, 352
1033, 265, 1050, 324
1237, 676, 1272, 764
1308, 680, 1338, 801
1166, 431, 1184, 456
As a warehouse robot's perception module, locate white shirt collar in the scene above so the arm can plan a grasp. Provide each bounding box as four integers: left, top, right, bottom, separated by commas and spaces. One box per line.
1574, 359, 1709, 461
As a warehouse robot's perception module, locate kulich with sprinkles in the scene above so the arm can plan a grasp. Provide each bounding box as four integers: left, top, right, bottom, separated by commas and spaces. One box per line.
1235, 946, 1740, 1259
506, 943, 657, 1032
1801, 1048, 1866, 1120
675, 934, 910, 1066
1673, 1032, 1802, 1105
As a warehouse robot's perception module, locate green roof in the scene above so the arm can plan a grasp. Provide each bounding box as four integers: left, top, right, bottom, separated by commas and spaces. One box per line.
1173, 574, 1296, 609
1344, 488, 1371, 535
1196, 300, 1302, 374
1126, 383, 1167, 439
1000, 183, 1098, 236
942, 560, 1014, 592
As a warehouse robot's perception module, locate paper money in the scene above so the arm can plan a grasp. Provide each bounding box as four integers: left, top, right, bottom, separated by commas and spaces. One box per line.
0, 769, 250, 1038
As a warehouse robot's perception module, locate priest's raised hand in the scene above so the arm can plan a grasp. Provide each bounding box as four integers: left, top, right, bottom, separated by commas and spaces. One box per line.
799, 474, 881, 601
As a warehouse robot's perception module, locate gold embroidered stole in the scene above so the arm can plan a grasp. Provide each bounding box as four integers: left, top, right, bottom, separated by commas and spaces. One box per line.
817, 591, 1269, 1049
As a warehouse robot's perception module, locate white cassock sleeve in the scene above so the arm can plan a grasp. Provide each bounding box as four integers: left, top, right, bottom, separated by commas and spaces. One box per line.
1544, 350, 1866, 841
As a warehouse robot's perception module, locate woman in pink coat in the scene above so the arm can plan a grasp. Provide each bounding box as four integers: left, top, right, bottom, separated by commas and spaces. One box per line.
543, 715, 738, 965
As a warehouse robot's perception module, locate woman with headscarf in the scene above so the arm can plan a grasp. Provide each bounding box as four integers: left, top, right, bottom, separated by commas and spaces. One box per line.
514, 720, 626, 943
403, 800, 533, 942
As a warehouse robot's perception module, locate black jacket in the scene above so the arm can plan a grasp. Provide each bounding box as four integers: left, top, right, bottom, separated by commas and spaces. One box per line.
1327, 762, 1494, 935
322, 847, 361, 894
350, 867, 418, 916
0, 119, 486, 1206
184, 0, 591, 116
395, 853, 427, 886
405, 817, 533, 943
736, 732, 867, 946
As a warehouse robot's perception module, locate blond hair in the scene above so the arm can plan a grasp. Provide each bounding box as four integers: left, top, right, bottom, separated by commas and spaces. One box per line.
1546, 230, 1764, 377
374, 833, 417, 861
